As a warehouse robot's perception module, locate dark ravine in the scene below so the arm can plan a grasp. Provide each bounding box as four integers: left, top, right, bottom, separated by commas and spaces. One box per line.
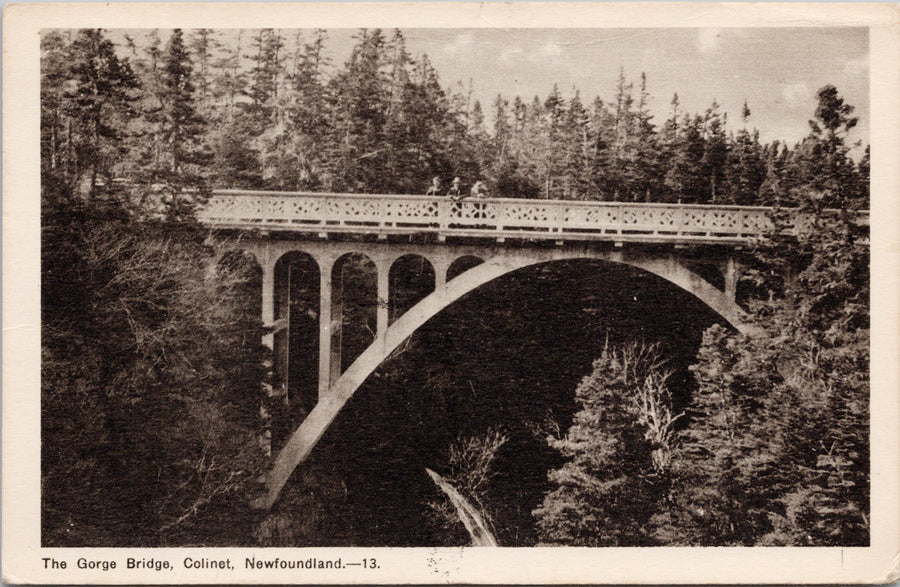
300, 259, 724, 546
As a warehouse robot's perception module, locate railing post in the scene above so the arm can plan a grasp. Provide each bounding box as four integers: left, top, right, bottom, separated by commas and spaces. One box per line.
438, 198, 449, 235
320, 195, 330, 229
556, 201, 565, 234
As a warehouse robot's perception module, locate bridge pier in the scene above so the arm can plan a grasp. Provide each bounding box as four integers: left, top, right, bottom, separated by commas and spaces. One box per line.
433, 257, 450, 289
261, 258, 276, 351
317, 268, 332, 400
326, 262, 345, 399
275, 263, 291, 402
723, 256, 738, 302
376, 261, 390, 354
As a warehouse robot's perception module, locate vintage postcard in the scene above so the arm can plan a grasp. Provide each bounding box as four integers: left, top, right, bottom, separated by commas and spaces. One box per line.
3, 2, 899, 584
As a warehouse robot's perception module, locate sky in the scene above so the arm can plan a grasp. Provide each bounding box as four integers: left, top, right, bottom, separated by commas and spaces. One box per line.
108, 27, 869, 153
320, 27, 869, 152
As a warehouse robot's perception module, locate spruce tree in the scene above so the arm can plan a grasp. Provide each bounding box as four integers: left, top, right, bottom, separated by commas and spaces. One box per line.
534, 343, 678, 546
57, 29, 138, 197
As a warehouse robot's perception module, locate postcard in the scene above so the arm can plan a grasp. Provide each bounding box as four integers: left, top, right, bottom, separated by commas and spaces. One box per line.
3, 2, 899, 584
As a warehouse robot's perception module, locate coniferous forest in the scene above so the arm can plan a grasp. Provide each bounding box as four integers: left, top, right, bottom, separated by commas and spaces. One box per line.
41, 28, 869, 547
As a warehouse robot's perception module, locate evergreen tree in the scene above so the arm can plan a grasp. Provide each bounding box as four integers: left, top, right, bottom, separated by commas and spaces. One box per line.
723, 102, 766, 205
48, 29, 138, 197
207, 30, 259, 188
792, 85, 863, 209
588, 96, 617, 201
758, 140, 789, 206
534, 342, 679, 546
40, 30, 76, 185
656, 93, 682, 203
657, 166, 869, 545
701, 101, 729, 203
608, 69, 635, 200
277, 29, 330, 190
325, 28, 390, 192
565, 92, 596, 199
664, 114, 706, 203
631, 73, 661, 202
189, 28, 216, 110
130, 29, 210, 220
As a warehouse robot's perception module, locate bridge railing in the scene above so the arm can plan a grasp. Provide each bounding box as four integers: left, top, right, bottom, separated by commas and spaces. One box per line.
197, 190, 865, 244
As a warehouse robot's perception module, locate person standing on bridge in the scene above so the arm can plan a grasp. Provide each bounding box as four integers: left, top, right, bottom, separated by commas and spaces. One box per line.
447, 176, 462, 200
467, 180, 490, 221
425, 176, 441, 196
470, 180, 488, 199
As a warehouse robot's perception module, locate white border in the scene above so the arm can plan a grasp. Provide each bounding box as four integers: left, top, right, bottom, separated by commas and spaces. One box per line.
3, 3, 899, 584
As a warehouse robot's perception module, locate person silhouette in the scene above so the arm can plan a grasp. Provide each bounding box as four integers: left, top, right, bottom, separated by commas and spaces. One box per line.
425, 176, 441, 196
447, 176, 462, 200
470, 180, 487, 199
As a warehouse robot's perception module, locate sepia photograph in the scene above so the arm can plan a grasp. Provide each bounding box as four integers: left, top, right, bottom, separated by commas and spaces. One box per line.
4, 2, 899, 584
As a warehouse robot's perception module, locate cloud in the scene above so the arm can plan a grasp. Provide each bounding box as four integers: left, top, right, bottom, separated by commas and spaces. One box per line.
522, 41, 564, 64
844, 54, 868, 76
537, 42, 563, 58
697, 28, 722, 55
444, 32, 475, 56
499, 45, 524, 64
781, 81, 812, 106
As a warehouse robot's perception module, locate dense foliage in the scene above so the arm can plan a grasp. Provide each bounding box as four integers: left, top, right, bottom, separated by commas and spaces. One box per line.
41, 189, 271, 545
535, 88, 869, 546
41, 29, 271, 546
657, 194, 869, 546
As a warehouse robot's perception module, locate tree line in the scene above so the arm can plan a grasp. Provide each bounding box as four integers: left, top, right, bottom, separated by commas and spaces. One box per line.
42, 28, 868, 210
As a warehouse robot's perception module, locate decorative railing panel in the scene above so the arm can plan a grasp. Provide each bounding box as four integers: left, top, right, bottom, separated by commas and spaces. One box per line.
563, 205, 620, 230
198, 190, 866, 245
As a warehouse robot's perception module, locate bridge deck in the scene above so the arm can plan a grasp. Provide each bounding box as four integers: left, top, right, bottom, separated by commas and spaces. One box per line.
196, 190, 791, 245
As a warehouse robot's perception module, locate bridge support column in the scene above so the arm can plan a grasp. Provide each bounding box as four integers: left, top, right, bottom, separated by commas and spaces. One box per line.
376, 262, 389, 352
275, 265, 291, 402
261, 260, 276, 350
724, 256, 738, 302
432, 256, 450, 290
328, 264, 344, 395
318, 263, 335, 400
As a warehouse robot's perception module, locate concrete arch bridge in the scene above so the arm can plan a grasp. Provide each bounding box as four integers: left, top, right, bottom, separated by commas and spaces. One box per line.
197, 190, 836, 509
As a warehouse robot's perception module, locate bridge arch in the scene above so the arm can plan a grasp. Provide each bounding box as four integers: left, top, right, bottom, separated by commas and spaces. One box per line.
330, 252, 378, 377
272, 251, 321, 413
389, 254, 436, 324
447, 254, 484, 281
254, 246, 756, 508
